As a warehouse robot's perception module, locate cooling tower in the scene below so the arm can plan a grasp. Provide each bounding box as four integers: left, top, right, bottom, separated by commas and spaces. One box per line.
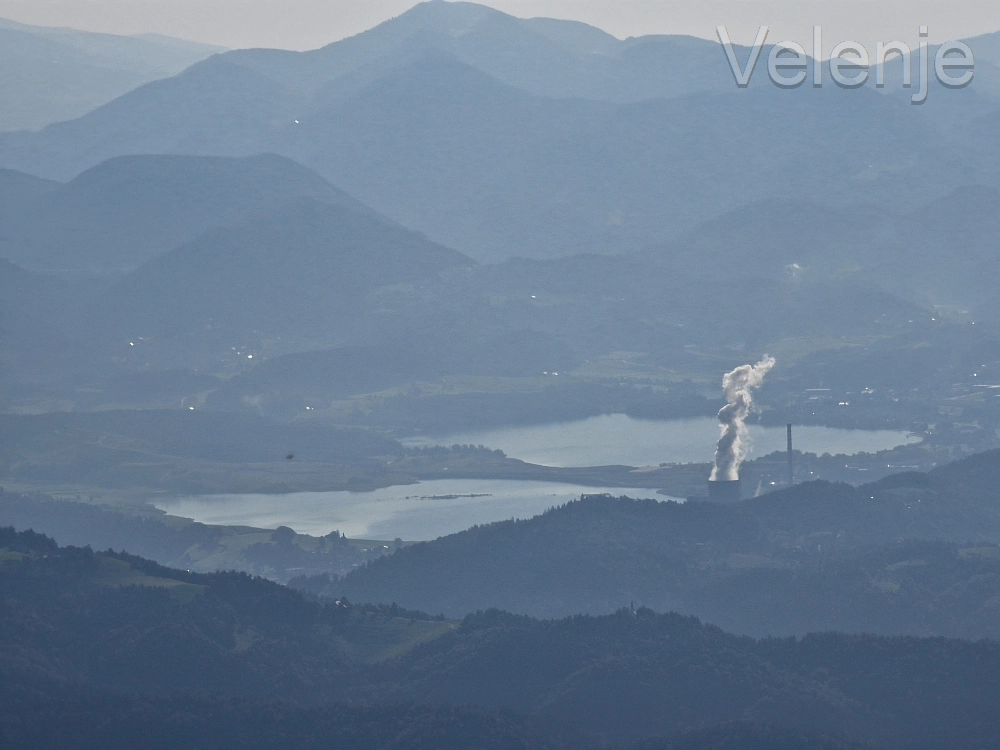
707, 478, 742, 503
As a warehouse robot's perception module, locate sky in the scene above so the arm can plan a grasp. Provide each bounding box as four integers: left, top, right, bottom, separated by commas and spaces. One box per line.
0, 0, 998, 51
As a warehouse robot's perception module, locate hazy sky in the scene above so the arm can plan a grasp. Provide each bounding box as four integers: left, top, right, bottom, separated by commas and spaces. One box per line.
1, 0, 998, 51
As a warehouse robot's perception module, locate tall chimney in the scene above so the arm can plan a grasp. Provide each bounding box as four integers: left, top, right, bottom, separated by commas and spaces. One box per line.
787, 423, 794, 487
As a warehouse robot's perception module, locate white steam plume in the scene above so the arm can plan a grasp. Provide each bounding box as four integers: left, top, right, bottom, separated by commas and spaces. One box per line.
710, 356, 775, 481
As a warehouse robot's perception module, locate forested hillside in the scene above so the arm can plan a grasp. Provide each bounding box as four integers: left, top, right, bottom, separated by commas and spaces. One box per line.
2, 527, 1000, 749
329, 453, 1000, 635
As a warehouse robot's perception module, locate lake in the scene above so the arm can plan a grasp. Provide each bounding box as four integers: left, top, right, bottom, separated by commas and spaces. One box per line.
402, 414, 919, 467
155, 479, 664, 541
156, 415, 918, 541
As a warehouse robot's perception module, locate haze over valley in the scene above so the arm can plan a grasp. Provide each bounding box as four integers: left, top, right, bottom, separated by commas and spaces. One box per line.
3, 3, 1000, 748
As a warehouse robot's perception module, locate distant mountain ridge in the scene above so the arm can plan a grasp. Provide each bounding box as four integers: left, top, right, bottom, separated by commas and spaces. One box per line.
0, 18, 222, 132
0, 1, 974, 263
216, 0, 734, 103
0, 153, 371, 271
89, 196, 473, 348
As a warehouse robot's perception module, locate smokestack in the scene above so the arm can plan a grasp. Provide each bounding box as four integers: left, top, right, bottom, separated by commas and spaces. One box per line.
787, 423, 794, 487
710, 356, 775, 482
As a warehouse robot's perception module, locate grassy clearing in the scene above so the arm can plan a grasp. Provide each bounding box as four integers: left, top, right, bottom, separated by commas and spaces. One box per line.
0, 548, 27, 565
330, 615, 455, 664
92, 555, 206, 601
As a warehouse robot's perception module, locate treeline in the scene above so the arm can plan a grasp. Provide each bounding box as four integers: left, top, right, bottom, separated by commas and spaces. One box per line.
0, 688, 866, 750
4, 528, 1000, 748
328, 452, 1000, 636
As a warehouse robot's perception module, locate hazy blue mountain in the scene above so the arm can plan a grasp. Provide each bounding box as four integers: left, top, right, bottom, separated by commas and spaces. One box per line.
0, 166, 56, 202
0, 259, 106, 387
77, 221, 932, 389
647, 186, 1000, 322
0, 154, 369, 271
938, 31, 1000, 100
0, 59, 303, 180
90, 198, 472, 350
206, 329, 579, 410
0, 168, 58, 244
0, 2, 966, 261
890, 185, 1000, 316
290, 54, 958, 260
218, 0, 734, 103
874, 34, 1000, 129
965, 30, 1000, 68
353, 249, 933, 365
0, 18, 222, 132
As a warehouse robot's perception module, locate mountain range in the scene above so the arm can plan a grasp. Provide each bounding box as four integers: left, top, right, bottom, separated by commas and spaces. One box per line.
0, 4, 998, 495
0, 18, 222, 132
0, 1, 985, 263
0, 153, 368, 272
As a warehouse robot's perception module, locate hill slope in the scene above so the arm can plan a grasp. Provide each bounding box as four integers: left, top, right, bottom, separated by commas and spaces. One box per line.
88, 197, 473, 360
0, 18, 222, 132
214, 0, 735, 104
0, 153, 368, 271
2, 527, 1000, 749
330, 454, 1000, 635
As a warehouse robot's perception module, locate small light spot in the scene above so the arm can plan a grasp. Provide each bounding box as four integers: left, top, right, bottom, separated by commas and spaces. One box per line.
129, 342, 134, 346
189, 406, 195, 411
247, 354, 253, 359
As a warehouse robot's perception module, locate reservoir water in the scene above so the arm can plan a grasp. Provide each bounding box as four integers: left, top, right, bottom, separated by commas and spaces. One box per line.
155, 479, 664, 541
155, 415, 918, 541
402, 415, 919, 468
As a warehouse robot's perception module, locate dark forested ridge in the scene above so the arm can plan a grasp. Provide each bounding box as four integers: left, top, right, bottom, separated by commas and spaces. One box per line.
329, 452, 1000, 635
2, 526, 1000, 749
6, 446, 1000, 638
0, 694, 573, 750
